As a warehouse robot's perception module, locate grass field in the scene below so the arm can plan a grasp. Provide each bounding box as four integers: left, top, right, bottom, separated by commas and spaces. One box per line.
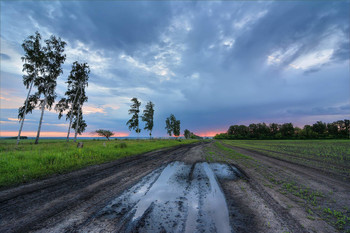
221, 140, 350, 179
210, 140, 350, 231
0, 139, 198, 188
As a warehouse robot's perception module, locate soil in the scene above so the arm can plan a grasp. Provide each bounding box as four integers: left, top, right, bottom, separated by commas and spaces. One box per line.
0, 141, 348, 233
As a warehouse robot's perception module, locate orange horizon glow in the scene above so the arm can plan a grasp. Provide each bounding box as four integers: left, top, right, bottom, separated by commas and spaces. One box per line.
0, 131, 130, 137
196, 131, 224, 137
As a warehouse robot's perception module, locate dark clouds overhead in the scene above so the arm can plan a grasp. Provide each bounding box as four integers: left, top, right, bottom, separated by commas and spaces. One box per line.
0, 1, 349, 137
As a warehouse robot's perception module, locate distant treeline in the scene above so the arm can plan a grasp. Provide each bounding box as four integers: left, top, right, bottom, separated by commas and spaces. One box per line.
214, 119, 350, 140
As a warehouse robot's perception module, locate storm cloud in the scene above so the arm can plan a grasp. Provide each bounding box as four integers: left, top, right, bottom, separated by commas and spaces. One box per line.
1, 1, 349, 137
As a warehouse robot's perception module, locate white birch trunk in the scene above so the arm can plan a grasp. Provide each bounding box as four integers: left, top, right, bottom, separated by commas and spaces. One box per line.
17, 80, 34, 145
74, 85, 83, 142
73, 103, 81, 142
66, 88, 79, 142
35, 98, 46, 144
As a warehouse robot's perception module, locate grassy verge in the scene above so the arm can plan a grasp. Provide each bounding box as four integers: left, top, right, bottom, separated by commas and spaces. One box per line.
221, 140, 350, 178
0, 139, 198, 188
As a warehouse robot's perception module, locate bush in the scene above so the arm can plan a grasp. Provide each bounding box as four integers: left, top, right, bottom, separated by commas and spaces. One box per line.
119, 143, 127, 148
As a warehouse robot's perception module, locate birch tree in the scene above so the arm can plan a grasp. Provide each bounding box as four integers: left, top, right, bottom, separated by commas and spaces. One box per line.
17, 32, 45, 145
165, 114, 180, 137
141, 101, 155, 139
55, 62, 90, 142
126, 97, 141, 137
34, 35, 66, 144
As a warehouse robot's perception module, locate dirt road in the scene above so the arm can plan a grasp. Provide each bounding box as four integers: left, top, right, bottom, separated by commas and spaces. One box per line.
0, 141, 346, 232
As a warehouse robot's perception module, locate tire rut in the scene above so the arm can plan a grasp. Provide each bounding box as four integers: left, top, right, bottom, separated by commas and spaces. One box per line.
0, 143, 198, 233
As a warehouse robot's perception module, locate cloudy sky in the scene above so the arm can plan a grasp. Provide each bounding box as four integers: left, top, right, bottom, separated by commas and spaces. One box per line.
1, 1, 349, 137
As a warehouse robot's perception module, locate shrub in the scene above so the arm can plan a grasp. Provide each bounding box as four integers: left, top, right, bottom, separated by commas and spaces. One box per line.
119, 143, 127, 148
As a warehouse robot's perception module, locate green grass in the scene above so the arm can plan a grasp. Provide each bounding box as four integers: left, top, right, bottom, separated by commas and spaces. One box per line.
214, 141, 252, 160
0, 139, 198, 188
222, 140, 350, 177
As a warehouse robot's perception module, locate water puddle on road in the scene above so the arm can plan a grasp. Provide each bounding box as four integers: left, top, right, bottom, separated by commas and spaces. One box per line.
96, 162, 240, 233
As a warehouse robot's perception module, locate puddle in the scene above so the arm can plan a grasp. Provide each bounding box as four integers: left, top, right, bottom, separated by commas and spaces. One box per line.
95, 162, 240, 233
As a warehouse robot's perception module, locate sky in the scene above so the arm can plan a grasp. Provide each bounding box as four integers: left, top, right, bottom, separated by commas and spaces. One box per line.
0, 1, 349, 137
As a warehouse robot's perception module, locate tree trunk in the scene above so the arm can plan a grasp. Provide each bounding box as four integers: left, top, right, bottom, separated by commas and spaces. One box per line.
73, 104, 81, 143
74, 85, 83, 143
66, 88, 79, 142
17, 80, 34, 145
35, 98, 46, 144
66, 118, 73, 142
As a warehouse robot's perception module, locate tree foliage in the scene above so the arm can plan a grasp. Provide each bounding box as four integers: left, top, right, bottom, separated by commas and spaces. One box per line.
165, 114, 180, 137
17, 31, 66, 144
142, 101, 155, 138
184, 129, 202, 139
184, 129, 191, 139
214, 119, 350, 140
55, 61, 90, 142
127, 98, 141, 135
95, 129, 114, 140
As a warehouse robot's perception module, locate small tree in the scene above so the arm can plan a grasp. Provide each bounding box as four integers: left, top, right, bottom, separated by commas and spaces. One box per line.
142, 101, 155, 139
95, 129, 114, 140
184, 129, 191, 139
126, 97, 141, 137
165, 114, 180, 137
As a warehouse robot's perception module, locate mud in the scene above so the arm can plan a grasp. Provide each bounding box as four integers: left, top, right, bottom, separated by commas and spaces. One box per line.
0, 141, 341, 233
81, 162, 239, 232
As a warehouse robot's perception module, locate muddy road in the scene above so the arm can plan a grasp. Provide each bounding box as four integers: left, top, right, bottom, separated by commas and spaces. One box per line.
0, 141, 345, 232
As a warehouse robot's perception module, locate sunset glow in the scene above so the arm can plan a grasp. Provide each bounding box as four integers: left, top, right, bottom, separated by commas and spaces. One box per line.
0, 131, 130, 138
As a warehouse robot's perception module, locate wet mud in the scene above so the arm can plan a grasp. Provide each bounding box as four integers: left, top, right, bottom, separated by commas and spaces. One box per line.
81, 162, 241, 233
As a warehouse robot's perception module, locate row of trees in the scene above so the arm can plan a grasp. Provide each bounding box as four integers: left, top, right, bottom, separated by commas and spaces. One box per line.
17, 31, 90, 144
125, 98, 184, 138
214, 119, 350, 140
126, 98, 155, 138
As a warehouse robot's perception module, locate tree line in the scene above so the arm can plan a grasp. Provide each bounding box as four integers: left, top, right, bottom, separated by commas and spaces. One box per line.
96, 98, 187, 140
214, 119, 350, 140
17, 32, 90, 144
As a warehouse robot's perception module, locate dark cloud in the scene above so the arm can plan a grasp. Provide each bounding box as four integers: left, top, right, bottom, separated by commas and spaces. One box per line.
0, 53, 11, 60
1, 1, 349, 136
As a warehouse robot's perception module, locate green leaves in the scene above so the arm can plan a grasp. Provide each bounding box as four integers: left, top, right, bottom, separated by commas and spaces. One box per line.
127, 98, 141, 134
95, 129, 114, 140
165, 114, 180, 137
55, 61, 90, 139
142, 101, 155, 138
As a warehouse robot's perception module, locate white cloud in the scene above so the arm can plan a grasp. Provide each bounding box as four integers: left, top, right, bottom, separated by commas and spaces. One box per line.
65, 40, 114, 78
290, 49, 334, 70
233, 10, 268, 30
0, 38, 24, 75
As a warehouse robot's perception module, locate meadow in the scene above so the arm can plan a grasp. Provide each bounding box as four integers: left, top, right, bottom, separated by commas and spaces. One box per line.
222, 140, 350, 179
0, 139, 198, 188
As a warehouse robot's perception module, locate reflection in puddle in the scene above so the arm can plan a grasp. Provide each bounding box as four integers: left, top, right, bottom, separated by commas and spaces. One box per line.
97, 162, 240, 233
